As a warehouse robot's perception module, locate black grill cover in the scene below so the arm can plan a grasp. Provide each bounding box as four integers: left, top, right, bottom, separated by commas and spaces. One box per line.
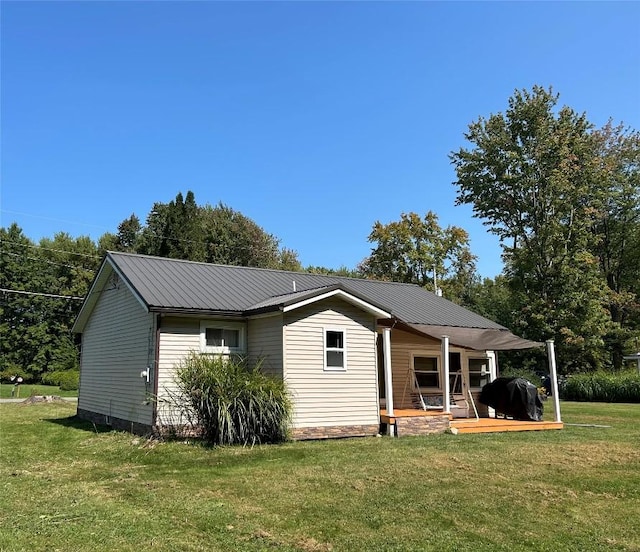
479, 377, 543, 422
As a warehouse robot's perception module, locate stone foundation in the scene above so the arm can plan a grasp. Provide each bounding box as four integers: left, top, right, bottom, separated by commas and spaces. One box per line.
290, 424, 380, 440
76, 408, 153, 436
394, 414, 450, 437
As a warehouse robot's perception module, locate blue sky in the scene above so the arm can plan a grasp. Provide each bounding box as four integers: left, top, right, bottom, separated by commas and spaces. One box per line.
2, 1, 639, 277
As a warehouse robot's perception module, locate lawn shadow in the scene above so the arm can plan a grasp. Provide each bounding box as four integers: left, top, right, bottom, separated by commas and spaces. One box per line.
45, 415, 114, 434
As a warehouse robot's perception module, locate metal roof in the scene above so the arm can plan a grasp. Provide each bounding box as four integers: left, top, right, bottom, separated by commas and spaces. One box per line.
99, 252, 505, 330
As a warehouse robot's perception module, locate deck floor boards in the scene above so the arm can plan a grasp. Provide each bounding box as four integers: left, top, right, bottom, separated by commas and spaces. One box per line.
380, 408, 563, 434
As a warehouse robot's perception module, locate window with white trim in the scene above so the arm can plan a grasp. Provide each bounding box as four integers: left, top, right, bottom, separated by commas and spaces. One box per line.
468, 357, 490, 389
413, 355, 440, 390
324, 328, 347, 371
200, 321, 245, 354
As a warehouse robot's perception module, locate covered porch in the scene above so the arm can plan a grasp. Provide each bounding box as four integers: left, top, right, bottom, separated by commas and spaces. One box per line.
377, 320, 563, 437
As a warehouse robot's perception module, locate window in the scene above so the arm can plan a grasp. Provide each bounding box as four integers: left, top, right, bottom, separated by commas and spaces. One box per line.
200, 321, 245, 354
413, 356, 439, 389
468, 358, 490, 389
324, 328, 346, 371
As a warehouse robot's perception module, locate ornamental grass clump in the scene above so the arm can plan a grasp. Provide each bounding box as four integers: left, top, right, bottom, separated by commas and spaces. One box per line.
560, 370, 640, 403
173, 353, 291, 446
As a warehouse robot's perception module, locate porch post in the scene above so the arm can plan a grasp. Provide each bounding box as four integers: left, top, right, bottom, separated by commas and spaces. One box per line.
486, 351, 497, 418
441, 335, 450, 414
546, 339, 562, 423
382, 327, 395, 436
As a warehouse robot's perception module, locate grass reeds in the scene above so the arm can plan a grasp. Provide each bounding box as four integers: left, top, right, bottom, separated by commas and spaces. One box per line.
169, 353, 291, 445
561, 370, 640, 402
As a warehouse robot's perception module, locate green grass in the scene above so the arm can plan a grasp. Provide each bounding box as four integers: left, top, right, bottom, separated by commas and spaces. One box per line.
1, 402, 639, 552
0, 383, 78, 399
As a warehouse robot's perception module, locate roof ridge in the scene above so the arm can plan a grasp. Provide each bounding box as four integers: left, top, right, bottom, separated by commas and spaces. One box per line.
107, 251, 433, 290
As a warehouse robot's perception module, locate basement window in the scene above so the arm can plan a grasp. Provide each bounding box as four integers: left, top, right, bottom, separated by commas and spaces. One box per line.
324, 328, 347, 371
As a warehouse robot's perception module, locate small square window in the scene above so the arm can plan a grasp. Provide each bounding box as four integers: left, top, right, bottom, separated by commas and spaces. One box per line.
200, 322, 244, 354
205, 328, 239, 349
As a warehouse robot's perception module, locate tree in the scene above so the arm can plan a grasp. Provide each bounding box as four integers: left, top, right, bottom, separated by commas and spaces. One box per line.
360, 211, 477, 302
306, 265, 362, 278
590, 121, 640, 367
0, 225, 99, 381
0, 193, 302, 382
450, 86, 638, 371
137, 191, 207, 261
133, 192, 301, 270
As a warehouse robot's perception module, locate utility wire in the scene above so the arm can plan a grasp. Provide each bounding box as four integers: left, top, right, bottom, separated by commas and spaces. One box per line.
0, 288, 84, 300
1, 209, 110, 230
2, 240, 101, 259
2, 251, 95, 270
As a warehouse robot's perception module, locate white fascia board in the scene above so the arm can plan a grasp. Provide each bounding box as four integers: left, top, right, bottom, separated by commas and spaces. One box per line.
282, 289, 391, 319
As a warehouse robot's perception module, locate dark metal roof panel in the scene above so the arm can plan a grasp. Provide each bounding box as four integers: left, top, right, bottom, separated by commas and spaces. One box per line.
107, 252, 505, 330
246, 286, 337, 311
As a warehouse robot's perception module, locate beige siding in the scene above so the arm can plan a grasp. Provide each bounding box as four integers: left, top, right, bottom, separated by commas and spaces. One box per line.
155, 317, 201, 425
78, 278, 155, 426
284, 299, 379, 428
387, 330, 491, 414
247, 314, 283, 378
389, 329, 441, 409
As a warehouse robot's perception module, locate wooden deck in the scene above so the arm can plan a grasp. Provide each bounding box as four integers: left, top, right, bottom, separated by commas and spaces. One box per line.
380, 408, 563, 435
450, 417, 563, 434
380, 408, 452, 424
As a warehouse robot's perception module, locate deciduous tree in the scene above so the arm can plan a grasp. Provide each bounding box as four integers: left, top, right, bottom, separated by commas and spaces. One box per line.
451, 86, 639, 371
360, 211, 477, 302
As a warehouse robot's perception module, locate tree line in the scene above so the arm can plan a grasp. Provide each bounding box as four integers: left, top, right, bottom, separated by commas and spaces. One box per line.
1, 86, 638, 383
0, 198, 304, 383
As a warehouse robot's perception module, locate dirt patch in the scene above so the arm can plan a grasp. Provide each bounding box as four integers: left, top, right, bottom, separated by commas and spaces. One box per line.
296, 537, 333, 552
19, 395, 68, 406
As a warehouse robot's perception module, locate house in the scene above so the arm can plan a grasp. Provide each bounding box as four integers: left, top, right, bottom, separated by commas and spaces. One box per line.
72, 252, 562, 439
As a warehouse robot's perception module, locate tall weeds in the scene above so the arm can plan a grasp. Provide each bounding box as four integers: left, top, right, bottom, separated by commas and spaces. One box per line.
560, 370, 640, 403
169, 353, 291, 445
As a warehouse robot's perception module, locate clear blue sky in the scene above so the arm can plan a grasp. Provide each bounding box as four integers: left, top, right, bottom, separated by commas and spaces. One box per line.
2, 1, 639, 277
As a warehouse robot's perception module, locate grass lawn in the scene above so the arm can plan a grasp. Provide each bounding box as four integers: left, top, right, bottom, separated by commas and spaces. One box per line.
0, 383, 78, 399
1, 402, 639, 552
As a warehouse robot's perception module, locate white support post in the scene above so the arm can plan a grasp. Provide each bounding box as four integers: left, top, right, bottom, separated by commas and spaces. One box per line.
486, 350, 497, 418
546, 339, 562, 423
486, 351, 497, 381
383, 327, 395, 436
441, 335, 450, 414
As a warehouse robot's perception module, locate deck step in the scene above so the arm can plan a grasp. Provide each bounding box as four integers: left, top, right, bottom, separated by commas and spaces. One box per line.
450, 419, 564, 434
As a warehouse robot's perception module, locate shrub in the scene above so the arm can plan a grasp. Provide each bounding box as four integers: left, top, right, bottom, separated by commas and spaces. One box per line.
560, 371, 640, 403
58, 371, 80, 391
0, 365, 30, 383
499, 367, 542, 388
42, 370, 80, 391
169, 353, 291, 446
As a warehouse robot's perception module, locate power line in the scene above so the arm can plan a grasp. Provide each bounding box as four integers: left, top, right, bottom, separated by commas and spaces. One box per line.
0, 288, 84, 300
2, 240, 101, 259
2, 251, 95, 270
1, 209, 111, 230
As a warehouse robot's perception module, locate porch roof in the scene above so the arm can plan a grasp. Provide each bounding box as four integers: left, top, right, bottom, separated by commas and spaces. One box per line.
400, 322, 542, 351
